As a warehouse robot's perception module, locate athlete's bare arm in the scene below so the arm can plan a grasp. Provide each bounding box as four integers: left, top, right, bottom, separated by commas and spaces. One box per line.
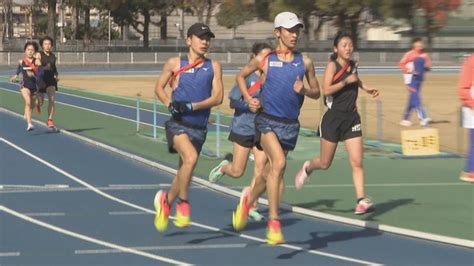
155, 57, 180, 106
301, 54, 321, 99
236, 50, 269, 112
192, 60, 224, 110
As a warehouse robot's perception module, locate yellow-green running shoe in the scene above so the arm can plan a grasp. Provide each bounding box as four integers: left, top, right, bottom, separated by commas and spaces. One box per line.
153, 190, 170, 232
266, 219, 285, 245
232, 193, 250, 231
173, 201, 191, 228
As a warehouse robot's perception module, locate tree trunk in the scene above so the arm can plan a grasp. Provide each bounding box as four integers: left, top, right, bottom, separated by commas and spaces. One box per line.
409, 3, 416, 36
123, 22, 129, 41
160, 12, 167, 40
196, 8, 204, 23
47, 0, 56, 41
313, 16, 326, 41
6, 0, 13, 39
350, 16, 359, 49
71, 6, 78, 40
425, 13, 433, 48
231, 27, 236, 39
205, 0, 213, 25
143, 10, 150, 48
84, 8, 90, 42
28, 9, 33, 39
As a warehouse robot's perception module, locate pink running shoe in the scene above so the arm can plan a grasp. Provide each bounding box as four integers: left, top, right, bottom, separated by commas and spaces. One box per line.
355, 198, 374, 215
294, 161, 310, 190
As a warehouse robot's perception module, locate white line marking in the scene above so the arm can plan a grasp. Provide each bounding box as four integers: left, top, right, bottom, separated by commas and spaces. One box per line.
57, 90, 231, 128
0, 85, 230, 128
58, 91, 172, 117
0, 205, 191, 265
108, 183, 171, 188
23, 212, 66, 217
0, 252, 21, 257
0, 136, 379, 265
0, 87, 162, 129
0, 184, 69, 189
282, 182, 470, 188
3, 107, 473, 249
0, 183, 202, 194
76, 243, 248, 254
109, 211, 149, 216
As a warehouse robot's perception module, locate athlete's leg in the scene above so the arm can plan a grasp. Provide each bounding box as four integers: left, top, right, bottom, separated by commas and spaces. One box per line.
21, 88, 33, 126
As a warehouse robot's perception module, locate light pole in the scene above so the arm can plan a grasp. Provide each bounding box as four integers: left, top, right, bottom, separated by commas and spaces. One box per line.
174, 23, 180, 52
60, 0, 65, 43
108, 10, 111, 46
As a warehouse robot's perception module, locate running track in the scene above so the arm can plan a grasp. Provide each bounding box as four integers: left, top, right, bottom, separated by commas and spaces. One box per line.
0, 92, 473, 264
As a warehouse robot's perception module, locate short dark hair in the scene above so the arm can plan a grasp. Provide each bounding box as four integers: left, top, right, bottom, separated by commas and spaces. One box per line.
412, 37, 423, 44
40, 36, 54, 47
251, 42, 272, 56
24, 41, 39, 52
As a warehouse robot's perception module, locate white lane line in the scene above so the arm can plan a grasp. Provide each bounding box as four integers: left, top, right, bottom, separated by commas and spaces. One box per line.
0, 137, 379, 265
75, 243, 249, 254
56, 91, 231, 128
109, 211, 149, 216
0, 252, 21, 257
0, 205, 191, 265
108, 183, 171, 188
0, 87, 162, 129
0, 184, 69, 189
281, 182, 470, 188
23, 212, 66, 217
3, 107, 472, 249
0, 184, 203, 194
0, 85, 230, 128
58, 91, 172, 117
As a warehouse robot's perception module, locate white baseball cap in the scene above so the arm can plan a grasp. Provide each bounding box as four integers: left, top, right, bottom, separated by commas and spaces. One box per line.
274, 12, 303, 29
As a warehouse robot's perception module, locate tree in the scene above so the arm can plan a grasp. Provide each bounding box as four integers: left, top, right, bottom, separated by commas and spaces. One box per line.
216, 0, 254, 39
417, 0, 462, 46
315, 0, 378, 48
46, 0, 56, 43
255, 0, 334, 42
2, 0, 14, 40
107, 0, 174, 47
378, 0, 462, 46
376, 0, 417, 36
176, 0, 218, 25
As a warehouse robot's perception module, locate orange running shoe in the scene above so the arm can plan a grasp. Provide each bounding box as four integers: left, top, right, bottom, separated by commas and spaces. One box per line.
173, 201, 191, 228
266, 219, 285, 245
47, 119, 55, 128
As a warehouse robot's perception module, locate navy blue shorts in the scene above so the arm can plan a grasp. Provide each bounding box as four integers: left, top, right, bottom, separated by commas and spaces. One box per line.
255, 112, 300, 151
165, 119, 207, 154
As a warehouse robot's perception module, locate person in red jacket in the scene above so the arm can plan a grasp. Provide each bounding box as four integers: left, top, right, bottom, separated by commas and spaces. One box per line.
399, 37, 432, 127
459, 54, 474, 182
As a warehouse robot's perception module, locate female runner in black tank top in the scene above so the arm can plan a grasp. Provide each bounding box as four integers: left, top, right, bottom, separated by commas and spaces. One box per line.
293, 31, 380, 215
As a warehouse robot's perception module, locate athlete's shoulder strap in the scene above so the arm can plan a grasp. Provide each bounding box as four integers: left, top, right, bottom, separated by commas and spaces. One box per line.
169, 56, 205, 87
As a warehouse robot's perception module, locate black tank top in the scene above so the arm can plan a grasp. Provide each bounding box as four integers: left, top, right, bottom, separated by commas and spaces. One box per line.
40, 51, 57, 84
325, 60, 358, 112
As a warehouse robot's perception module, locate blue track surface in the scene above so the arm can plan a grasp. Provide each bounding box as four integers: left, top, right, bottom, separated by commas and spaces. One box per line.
1, 104, 473, 264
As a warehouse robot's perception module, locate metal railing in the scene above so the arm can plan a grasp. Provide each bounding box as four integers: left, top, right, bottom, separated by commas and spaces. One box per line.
0, 51, 465, 66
